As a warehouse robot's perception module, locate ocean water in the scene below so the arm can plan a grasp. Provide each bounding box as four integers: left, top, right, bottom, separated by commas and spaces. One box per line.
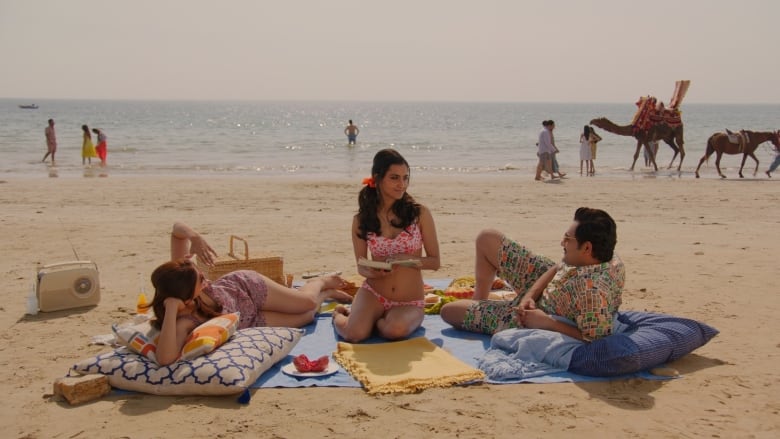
1, 99, 778, 179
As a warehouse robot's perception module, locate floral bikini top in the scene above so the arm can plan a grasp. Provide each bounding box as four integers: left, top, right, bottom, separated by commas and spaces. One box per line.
367, 223, 423, 258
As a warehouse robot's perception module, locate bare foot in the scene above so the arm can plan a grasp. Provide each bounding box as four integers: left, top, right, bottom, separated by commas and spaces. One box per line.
311, 273, 346, 290
333, 304, 350, 317
325, 289, 353, 304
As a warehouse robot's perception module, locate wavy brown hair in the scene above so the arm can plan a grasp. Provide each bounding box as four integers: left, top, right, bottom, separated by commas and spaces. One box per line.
356, 149, 420, 240
147, 259, 222, 330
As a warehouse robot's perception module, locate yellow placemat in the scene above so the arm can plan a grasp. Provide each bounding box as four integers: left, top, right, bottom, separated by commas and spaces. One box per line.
333, 337, 485, 394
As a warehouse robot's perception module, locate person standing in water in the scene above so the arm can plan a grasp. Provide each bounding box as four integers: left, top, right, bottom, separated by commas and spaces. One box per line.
344, 120, 360, 145
82, 125, 98, 165
92, 128, 108, 167
42, 119, 57, 165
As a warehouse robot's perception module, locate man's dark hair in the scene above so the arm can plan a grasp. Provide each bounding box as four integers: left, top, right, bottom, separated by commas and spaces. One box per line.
573, 207, 617, 262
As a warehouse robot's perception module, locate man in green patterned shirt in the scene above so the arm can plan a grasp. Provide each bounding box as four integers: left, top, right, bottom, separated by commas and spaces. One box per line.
441, 207, 624, 341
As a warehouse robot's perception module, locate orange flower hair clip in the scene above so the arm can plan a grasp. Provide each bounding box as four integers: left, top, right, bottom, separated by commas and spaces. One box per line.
362, 176, 376, 188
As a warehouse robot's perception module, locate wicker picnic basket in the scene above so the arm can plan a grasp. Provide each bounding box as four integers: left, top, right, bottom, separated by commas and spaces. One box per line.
196, 235, 285, 285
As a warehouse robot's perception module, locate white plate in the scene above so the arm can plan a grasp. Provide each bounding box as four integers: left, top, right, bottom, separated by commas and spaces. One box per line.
281, 360, 340, 378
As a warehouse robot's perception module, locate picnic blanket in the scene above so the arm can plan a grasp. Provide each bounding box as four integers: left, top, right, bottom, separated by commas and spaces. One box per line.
253, 314, 494, 388
253, 299, 664, 389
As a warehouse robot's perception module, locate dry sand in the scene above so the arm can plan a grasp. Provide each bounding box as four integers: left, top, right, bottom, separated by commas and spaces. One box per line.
1, 174, 778, 438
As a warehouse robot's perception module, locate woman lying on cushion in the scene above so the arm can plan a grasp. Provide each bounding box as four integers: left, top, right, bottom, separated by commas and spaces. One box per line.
148, 222, 351, 365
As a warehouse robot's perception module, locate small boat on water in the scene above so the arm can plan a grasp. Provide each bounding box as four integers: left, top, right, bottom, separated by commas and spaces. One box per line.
19, 104, 39, 109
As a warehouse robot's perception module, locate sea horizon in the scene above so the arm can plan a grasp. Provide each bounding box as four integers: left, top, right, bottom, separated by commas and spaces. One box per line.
2, 98, 778, 180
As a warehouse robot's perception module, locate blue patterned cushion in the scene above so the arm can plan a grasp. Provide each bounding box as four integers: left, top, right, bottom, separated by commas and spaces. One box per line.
72, 327, 303, 395
568, 311, 719, 377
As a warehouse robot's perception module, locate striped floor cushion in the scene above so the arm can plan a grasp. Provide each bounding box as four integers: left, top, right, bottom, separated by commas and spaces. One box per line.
568, 311, 719, 377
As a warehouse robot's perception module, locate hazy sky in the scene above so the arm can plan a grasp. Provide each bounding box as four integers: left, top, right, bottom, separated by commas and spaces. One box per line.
2, 0, 778, 103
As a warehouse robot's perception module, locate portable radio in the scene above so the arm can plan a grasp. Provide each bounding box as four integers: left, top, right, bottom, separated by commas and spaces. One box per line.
36, 261, 100, 312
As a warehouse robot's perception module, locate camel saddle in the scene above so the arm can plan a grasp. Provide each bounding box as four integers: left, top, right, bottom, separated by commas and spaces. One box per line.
633, 96, 683, 133
725, 129, 749, 152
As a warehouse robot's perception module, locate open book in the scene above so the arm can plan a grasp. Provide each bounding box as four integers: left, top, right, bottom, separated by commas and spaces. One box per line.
358, 257, 422, 271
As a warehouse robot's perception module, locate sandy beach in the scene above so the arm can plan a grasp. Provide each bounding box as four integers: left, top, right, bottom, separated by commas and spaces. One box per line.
2, 174, 779, 438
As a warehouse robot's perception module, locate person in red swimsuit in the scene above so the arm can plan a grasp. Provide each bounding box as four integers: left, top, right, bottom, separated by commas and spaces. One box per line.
333, 149, 441, 342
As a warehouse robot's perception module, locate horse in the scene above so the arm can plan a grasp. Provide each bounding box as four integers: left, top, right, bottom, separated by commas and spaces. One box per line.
695, 130, 780, 178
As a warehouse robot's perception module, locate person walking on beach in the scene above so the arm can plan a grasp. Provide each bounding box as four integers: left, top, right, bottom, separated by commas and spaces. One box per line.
92, 128, 108, 167
535, 120, 556, 180
580, 125, 593, 176
344, 120, 360, 145
644, 140, 659, 168
333, 148, 441, 342
41, 119, 57, 165
548, 120, 566, 178
440, 207, 624, 341
146, 221, 352, 366
81, 125, 98, 165
588, 126, 602, 175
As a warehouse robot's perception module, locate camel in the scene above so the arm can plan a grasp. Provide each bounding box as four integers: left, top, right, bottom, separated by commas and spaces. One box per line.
590, 117, 685, 171
694, 130, 780, 178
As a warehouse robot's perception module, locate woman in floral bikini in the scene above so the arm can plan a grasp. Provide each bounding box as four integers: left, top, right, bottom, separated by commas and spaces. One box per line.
333, 149, 441, 342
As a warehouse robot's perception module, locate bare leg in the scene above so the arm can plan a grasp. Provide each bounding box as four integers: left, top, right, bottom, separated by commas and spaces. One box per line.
263, 274, 351, 327
440, 299, 478, 329
442, 229, 505, 330
545, 158, 555, 178
376, 306, 424, 340
473, 229, 503, 300
333, 288, 385, 342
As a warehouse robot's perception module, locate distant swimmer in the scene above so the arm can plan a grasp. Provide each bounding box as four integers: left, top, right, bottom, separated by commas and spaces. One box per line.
344, 120, 360, 145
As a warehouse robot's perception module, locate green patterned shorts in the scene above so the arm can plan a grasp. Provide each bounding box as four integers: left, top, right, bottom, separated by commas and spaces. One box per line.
461, 237, 555, 334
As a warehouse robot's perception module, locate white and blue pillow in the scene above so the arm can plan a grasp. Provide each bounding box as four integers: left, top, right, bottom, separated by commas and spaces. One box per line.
72, 326, 302, 395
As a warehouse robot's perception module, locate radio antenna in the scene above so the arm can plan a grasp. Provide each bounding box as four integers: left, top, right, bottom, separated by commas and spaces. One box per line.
58, 217, 81, 260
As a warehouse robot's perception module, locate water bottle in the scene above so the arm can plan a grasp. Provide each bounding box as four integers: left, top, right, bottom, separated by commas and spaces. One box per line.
26, 273, 38, 315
